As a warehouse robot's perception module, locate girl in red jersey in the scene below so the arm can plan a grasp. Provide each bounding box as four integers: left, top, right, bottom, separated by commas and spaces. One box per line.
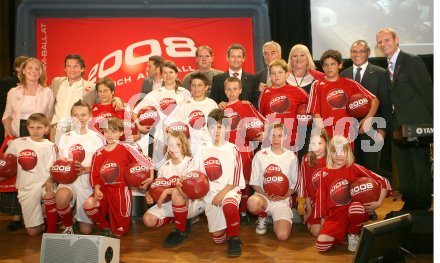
314, 135, 392, 252
298, 128, 329, 236
258, 59, 309, 150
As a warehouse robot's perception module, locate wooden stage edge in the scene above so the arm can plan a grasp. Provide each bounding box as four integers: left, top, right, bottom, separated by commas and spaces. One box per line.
0, 195, 433, 263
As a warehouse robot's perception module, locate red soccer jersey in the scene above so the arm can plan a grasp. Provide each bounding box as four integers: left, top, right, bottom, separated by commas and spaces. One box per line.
298, 153, 327, 202
91, 104, 138, 140
224, 100, 266, 149
259, 84, 309, 146
307, 77, 376, 135
313, 164, 392, 219
90, 144, 147, 188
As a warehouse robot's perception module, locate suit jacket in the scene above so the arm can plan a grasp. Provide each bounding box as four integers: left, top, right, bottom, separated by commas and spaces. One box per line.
341, 63, 392, 131
387, 51, 433, 130
50, 77, 97, 107
254, 67, 269, 85
210, 71, 258, 108
140, 77, 155, 95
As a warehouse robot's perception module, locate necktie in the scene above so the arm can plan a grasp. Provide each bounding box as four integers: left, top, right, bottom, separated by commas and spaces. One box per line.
354, 67, 362, 83
232, 72, 239, 78
388, 61, 394, 82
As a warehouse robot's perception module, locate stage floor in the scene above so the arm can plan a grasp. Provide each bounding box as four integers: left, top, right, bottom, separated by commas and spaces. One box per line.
0, 195, 433, 263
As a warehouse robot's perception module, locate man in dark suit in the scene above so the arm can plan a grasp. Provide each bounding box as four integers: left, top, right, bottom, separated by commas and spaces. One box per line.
210, 44, 258, 108
340, 40, 391, 177
140, 55, 164, 95
376, 28, 433, 211
254, 41, 282, 94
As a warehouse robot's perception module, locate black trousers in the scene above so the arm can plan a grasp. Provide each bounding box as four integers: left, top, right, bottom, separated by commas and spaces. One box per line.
394, 143, 432, 210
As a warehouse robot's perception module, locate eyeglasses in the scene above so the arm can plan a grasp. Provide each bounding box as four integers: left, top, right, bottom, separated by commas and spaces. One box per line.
351, 50, 368, 54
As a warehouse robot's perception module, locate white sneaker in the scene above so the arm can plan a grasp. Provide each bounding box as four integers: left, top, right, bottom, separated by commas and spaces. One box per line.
347, 234, 360, 252
256, 217, 268, 235
292, 208, 303, 224
62, 226, 75, 235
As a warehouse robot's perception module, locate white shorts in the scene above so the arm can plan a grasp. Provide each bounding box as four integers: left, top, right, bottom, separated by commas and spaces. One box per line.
146, 199, 205, 220
255, 192, 293, 225
205, 189, 241, 233
58, 182, 93, 224
17, 183, 46, 228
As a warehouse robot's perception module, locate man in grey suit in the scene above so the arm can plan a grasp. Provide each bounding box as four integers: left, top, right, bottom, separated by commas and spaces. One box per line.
140, 55, 164, 95
376, 28, 433, 211
254, 41, 282, 93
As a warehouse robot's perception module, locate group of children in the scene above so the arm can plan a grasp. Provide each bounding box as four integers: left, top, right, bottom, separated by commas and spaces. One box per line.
3, 51, 392, 257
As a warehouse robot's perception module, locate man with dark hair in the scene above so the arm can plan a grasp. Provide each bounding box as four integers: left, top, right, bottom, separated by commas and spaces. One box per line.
140, 55, 164, 95
182, 45, 222, 97
210, 44, 258, 109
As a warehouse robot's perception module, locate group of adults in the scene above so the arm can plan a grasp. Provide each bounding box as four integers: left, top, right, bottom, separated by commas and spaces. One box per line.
0, 27, 433, 232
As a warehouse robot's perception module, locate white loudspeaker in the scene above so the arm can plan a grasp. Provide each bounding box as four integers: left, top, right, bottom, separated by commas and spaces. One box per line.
40, 233, 120, 263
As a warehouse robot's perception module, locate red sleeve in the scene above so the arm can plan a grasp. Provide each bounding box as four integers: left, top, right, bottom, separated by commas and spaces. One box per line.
247, 103, 266, 123
232, 146, 242, 187
307, 81, 321, 115
308, 69, 325, 81
313, 169, 327, 219
258, 91, 268, 117
298, 155, 308, 198
352, 164, 393, 197
90, 149, 105, 187
346, 77, 376, 100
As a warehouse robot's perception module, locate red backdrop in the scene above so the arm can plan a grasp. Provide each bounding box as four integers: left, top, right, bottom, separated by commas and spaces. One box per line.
36, 18, 255, 101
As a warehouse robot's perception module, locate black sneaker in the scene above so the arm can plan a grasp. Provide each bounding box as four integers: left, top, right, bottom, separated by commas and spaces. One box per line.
240, 213, 250, 226
185, 219, 192, 234
227, 236, 242, 257
6, 221, 23, 232
369, 211, 378, 220
100, 229, 115, 238
72, 221, 80, 232
163, 229, 188, 248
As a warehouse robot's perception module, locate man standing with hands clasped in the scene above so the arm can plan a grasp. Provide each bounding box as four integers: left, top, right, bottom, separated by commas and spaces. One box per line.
376, 28, 433, 211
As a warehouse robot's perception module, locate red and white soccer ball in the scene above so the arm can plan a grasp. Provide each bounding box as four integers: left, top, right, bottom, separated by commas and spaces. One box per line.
181, 170, 210, 200
188, 110, 206, 129
168, 121, 190, 138
0, 153, 17, 180
350, 177, 381, 204
69, 144, 85, 163
346, 93, 371, 119
263, 171, 289, 197
270, 95, 290, 113
203, 157, 223, 181
329, 178, 351, 205
240, 117, 264, 141
125, 162, 151, 188
160, 98, 177, 115
18, 149, 38, 171
296, 104, 313, 126
326, 88, 348, 109
137, 106, 160, 127
149, 178, 172, 203
51, 159, 78, 184
100, 160, 120, 183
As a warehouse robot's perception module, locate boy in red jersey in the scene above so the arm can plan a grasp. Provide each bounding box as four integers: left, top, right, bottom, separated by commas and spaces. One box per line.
91, 77, 139, 143
223, 77, 265, 225
314, 135, 392, 252
258, 59, 309, 150
83, 117, 152, 237
307, 50, 379, 140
